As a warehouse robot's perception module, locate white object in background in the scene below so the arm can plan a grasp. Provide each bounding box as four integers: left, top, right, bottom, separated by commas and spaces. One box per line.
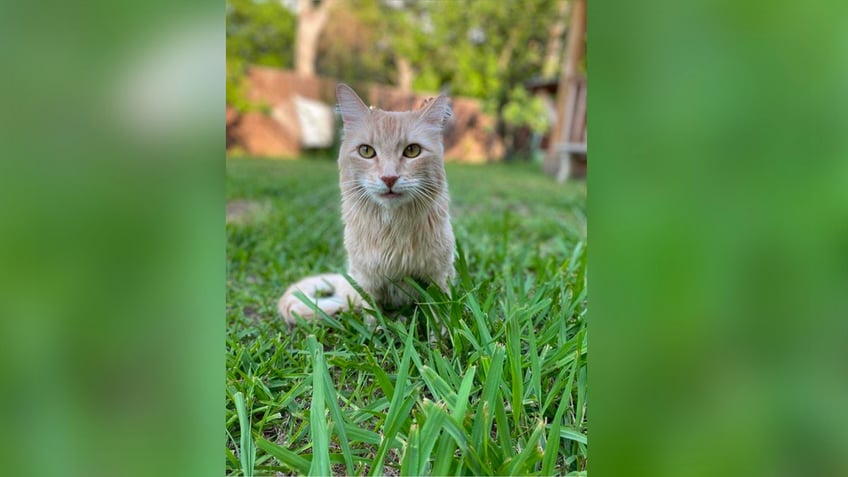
293, 95, 335, 149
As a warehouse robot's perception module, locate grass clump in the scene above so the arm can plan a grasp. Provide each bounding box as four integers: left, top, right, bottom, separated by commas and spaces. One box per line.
226, 158, 587, 476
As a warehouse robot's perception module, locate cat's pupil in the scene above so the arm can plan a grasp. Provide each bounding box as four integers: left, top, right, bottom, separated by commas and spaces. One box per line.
358, 145, 375, 158
404, 144, 421, 158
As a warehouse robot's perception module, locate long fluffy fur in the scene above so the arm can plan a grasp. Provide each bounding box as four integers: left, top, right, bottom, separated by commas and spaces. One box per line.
278, 84, 455, 324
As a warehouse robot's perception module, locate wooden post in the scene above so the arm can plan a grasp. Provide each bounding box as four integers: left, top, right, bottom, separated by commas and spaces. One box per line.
545, 0, 586, 179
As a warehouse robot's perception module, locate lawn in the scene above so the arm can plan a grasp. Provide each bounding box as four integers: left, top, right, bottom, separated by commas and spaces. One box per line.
226, 157, 588, 476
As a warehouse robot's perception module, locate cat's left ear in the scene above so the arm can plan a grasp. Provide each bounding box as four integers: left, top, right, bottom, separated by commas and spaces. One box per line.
419, 96, 452, 129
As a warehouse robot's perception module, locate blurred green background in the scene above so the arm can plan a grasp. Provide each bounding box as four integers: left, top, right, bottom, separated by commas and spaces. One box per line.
0, 0, 847, 476
0, 1, 222, 477
590, 1, 848, 476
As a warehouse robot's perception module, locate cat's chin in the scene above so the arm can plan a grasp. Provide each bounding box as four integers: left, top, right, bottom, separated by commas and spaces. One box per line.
375, 191, 410, 207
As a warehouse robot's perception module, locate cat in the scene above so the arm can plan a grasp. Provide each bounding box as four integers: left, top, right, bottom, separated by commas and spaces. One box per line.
278, 84, 455, 323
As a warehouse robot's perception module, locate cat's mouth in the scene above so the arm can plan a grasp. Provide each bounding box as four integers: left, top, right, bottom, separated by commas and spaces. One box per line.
380, 191, 403, 199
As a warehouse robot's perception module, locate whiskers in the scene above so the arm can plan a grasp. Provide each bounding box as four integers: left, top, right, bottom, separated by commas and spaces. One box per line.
340, 176, 448, 218
340, 180, 373, 213
399, 176, 448, 216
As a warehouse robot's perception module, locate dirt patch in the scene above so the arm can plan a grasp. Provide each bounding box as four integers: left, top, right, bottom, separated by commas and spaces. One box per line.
226, 199, 270, 225
242, 306, 260, 321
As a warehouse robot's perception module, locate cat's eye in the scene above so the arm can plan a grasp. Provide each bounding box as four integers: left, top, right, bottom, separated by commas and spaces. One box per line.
358, 145, 376, 158
403, 144, 421, 158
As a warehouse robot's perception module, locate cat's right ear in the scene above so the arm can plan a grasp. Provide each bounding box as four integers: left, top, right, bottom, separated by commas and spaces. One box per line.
418, 95, 452, 130
336, 84, 370, 128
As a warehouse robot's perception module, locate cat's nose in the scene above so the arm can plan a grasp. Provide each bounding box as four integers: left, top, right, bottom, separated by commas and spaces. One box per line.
380, 175, 399, 188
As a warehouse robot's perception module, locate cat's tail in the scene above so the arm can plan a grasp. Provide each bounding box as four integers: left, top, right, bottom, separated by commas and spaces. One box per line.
277, 273, 368, 324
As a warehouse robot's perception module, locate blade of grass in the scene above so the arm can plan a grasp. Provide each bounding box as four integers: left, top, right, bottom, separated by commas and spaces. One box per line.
542, 327, 584, 474
256, 438, 311, 475
292, 290, 344, 329
471, 344, 505, 466
420, 365, 457, 408
455, 319, 482, 351
225, 446, 240, 471
431, 348, 460, 388
541, 329, 586, 416
526, 308, 542, 405
576, 361, 587, 427
454, 240, 473, 291
307, 336, 331, 477
431, 439, 456, 477
369, 322, 418, 477
308, 336, 355, 475
342, 422, 381, 445
233, 391, 255, 477
415, 400, 449, 474
399, 422, 420, 477
465, 293, 494, 353
431, 365, 475, 477
493, 387, 512, 462
439, 413, 469, 452
453, 366, 476, 419
560, 427, 588, 445
342, 273, 381, 318
504, 304, 524, 432
503, 419, 546, 475
542, 385, 572, 474
368, 360, 395, 401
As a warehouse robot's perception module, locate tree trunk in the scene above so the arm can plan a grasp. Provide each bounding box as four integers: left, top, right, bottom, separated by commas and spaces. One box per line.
497, 32, 519, 71
396, 56, 413, 93
295, 0, 335, 77
541, 0, 571, 78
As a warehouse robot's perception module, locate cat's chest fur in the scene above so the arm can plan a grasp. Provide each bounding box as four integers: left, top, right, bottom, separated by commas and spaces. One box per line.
342, 199, 454, 305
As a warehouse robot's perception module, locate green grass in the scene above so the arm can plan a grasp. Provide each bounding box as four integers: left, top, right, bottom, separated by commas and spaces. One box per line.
226, 157, 587, 476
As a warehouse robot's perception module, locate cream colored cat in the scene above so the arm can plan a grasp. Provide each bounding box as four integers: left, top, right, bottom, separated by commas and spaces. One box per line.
278, 84, 455, 323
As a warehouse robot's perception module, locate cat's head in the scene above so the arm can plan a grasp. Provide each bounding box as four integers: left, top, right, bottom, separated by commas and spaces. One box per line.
336, 83, 451, 208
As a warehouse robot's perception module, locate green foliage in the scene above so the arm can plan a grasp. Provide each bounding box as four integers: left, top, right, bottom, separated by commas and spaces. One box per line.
226, 159, 588, 475
320, 0, 564, 104
410, 0, 562, 101
226, 58, 253, 113
226, 0, 295, 68
318, 0, 566, 156
503, 86, 551, 134
226, 0, 296, 112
